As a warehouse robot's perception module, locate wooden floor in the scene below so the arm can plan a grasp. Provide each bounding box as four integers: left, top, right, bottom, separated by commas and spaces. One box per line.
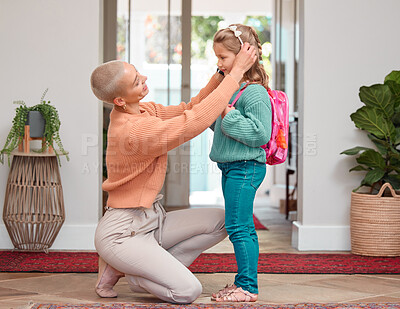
0, 200, 399, 308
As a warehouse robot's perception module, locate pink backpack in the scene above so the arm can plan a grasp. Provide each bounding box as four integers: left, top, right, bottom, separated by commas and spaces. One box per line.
230, 83, 289, 165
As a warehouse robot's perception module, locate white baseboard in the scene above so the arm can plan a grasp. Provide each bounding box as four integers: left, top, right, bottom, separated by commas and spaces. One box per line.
0, 225, 13, 249
0, 224, 97, 251
292, 221, 351, 251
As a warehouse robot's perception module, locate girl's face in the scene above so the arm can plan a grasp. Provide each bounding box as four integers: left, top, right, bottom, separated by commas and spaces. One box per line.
213, 43, 236, 75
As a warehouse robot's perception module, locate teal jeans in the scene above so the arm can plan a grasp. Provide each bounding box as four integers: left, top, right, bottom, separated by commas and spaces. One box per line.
217, 160, 266, 294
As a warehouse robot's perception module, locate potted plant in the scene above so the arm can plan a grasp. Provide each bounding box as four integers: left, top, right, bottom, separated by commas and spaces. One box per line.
341, 70, 400, 256
0, 89, 69, 165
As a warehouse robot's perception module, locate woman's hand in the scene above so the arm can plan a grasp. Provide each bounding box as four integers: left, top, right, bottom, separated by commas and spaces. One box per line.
221, 106, 235, 119
229, 42, 257, 83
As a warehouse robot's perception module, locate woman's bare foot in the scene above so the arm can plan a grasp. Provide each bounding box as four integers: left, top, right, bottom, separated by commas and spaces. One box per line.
95, 257, 124, 298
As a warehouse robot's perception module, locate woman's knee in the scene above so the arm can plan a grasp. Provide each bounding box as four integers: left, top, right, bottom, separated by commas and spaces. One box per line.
213, 209, 228, 240
172, 278, 202, 304
211, 208, 226, 231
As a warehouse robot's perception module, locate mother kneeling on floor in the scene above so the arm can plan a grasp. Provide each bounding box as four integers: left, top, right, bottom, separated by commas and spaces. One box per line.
90, 42, 256, 304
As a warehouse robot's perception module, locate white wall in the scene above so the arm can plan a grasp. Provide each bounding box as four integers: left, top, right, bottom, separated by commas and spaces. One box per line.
2, 0, 400, 252
0, 1, 103, 250
293, 0, 400, 250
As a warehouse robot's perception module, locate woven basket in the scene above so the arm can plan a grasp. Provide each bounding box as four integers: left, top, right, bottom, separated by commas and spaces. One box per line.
350, 183, 400, 256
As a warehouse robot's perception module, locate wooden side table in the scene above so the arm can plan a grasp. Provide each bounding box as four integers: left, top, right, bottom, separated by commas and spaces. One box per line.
3, 151, 65, 252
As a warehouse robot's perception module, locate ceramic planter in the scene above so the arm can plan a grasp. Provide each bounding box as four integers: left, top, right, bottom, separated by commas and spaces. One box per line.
26, 111, 45, 138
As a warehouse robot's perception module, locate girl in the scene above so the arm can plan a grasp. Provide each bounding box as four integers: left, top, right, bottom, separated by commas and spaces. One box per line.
210, 24, 272, 302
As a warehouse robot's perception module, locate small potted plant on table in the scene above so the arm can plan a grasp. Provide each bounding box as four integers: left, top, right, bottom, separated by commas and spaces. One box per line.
0, 88, 69, 165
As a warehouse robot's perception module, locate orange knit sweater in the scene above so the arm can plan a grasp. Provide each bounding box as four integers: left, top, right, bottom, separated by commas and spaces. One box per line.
103, 73, 239, 208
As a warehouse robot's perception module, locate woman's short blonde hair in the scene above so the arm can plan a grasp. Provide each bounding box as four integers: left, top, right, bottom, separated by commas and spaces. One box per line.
90, 60, 126, 104
214, 24, 269, 89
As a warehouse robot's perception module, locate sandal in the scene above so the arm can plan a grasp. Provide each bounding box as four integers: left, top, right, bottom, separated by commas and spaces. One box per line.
95, 257, 124, 298
211, 283, 236, 300
214, 287, 258, 302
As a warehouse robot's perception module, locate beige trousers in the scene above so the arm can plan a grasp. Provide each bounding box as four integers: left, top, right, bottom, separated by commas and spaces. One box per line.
94, 195, 227, 304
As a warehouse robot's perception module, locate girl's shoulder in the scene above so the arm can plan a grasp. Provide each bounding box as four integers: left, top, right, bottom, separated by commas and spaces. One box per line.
242, 83, 270, 103
245, 83, 268, 92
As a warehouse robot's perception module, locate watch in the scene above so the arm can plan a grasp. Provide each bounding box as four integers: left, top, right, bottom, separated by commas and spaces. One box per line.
216, 68, 225, 76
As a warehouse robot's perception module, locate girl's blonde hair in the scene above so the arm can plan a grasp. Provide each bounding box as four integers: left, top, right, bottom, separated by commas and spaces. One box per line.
213, 24, 269, 89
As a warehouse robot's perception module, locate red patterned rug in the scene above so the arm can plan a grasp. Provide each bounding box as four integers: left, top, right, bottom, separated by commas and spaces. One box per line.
253, 214, 268, 230
31, 302, 400, 309
1, 251, 399, 274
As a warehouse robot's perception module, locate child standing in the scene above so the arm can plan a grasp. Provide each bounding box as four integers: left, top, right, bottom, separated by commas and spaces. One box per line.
210, 24, 272, 302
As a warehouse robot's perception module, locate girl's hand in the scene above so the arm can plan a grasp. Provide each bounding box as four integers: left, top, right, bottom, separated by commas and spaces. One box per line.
229, 42, 257, 83
221, 106, 235, 119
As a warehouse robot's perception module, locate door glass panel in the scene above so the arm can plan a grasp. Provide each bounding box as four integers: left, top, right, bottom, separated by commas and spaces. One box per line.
189, 0, 273, 206
128, 0, 182, 106
117, 0, 129, 62
274, 0, 297, 113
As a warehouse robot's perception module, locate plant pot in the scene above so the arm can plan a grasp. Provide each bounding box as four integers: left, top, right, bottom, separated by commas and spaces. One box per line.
26, 111, 45, 138
350, 183, 400, 256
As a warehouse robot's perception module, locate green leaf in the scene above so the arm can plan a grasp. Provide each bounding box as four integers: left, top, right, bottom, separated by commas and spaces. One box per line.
384, 80, 400, 107
383, 174, 400, 190
389, 147, 400, 160
389, 145, 400, 158
395, 127, 400, 145
359, 84, 394, 119
340, 146, 371, 155
384, 70, 400, 85
367, 134, 389, 155
363, 169, 386, 185
367, 134, 390, 147
393, 111, 400, 127
349, 165, 369, 172
356, 149, 386, 169
359, 176, 373, 188
351, 106, 396, 140
384, 70, 400, 107
387, 164, 400, 173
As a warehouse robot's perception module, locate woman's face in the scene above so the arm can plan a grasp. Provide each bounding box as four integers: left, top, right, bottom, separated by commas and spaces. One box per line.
214, 43, 236, 75
120, 63, 149, 103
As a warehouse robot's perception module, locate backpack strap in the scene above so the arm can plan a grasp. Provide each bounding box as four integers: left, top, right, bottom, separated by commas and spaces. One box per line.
229, 82, 250, 107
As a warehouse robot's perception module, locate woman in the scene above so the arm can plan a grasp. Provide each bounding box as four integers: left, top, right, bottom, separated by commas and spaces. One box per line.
90, 42, 256, 304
